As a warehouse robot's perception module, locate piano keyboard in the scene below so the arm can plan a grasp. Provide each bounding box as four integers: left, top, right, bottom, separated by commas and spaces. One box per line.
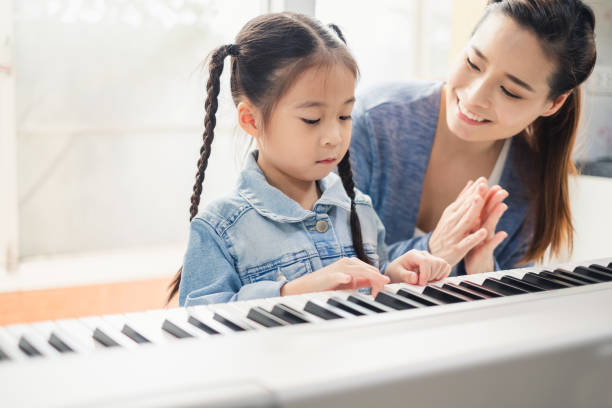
1, 258, 611, 407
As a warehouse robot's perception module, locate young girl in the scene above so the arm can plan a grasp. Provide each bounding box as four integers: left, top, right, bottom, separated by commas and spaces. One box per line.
168, 12, 450, 306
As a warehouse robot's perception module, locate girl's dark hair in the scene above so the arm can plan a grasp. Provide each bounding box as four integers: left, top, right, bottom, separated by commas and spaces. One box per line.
168, 13, 362, 303
478, 0, 596, 264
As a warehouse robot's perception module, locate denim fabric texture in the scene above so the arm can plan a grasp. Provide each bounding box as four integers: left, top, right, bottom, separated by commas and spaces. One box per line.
350, 80, 533, 276
179, 151, 388, 306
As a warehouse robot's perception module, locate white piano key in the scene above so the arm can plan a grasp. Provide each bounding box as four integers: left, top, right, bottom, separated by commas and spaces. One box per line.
155, 308, 210, 339
187, 307, 236, 335
110, 312, 172, 344
304, 298, 357, 319
29, 321, 86, 354
80, 317, 138, 348
206, 304, 259, 331
55, 319, 105, 351
0, 327, 27, 361
4, 324, 60, 358
214, 302, 269, 330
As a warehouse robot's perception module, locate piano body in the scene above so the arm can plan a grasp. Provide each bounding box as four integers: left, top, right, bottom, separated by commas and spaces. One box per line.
1, 258, 611, 407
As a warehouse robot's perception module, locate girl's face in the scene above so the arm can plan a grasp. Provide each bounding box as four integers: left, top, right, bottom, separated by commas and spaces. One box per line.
254, 63, 356, 184
445, 12, 565, 143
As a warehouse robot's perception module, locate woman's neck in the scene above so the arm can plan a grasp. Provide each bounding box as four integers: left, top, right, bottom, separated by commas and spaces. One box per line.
256, 157, 321, 211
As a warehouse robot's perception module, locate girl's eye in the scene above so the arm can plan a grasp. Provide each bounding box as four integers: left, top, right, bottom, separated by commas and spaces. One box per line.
301, 118, 320, 125
339, 115, 352, 121
466, 57, 480, 72
501, 86, 521, 99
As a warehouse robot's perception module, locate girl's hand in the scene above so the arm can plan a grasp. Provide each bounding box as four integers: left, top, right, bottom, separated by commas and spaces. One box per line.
428, 177, 490, 266
385, 250, 451, 286
280, 257, 390, 297
464, 186, 509, 274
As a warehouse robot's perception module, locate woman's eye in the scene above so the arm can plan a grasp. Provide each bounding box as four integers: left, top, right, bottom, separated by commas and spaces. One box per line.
501, 86, 521, 99
339, 115, 352, 121
466, 57, 480, 72
301, 118, 320, 125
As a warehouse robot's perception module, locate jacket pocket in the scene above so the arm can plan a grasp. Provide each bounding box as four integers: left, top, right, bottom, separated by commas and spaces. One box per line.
243, 250, 313, 284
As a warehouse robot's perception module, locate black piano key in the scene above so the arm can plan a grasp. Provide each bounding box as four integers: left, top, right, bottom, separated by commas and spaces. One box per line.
522, 272, 570, 290
396, 287, 444, 306
304, 301, 344, 320
18, 336, 43, 357
271, 304, 311, 324
540, 271, 585, 286
573, 266, 612, 282
423, 285, 470, 303
0, 347, 9, 361
483, 278, 529, 296
442, 283, 488, 300
588, 264, 612, 277
375, 291, 422, 310
459, 281, 503, 298
93, 328, 121, 347
500, 275, 545, 292
213, 312, 251, 332
327, 297, 367, 316
48, 333, 75, 353
162, 319, 195, 339
555, 268, 602, 284
347, 294, 389, 313
121, 324, 151, 344
247, 307, 288, 328
187, 315, 220, 335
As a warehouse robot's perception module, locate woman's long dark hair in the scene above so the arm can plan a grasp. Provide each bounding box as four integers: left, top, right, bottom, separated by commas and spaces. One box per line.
168, 13, 365, 303
481, 0, 597, 263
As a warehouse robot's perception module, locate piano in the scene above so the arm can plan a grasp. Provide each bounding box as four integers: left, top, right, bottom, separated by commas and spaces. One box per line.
1, 258, 611, 407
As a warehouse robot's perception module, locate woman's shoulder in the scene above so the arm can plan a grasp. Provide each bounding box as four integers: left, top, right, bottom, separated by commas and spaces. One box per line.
355, 79, 443, 115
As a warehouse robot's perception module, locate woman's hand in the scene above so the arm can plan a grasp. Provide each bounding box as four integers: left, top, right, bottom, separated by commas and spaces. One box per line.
385, 250, 451, 286
464, 185, 509, 274
428, 177, 490, 266
280, 257, 390, 297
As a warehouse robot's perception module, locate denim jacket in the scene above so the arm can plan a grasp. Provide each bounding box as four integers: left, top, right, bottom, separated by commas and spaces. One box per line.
178, 151, 388, 306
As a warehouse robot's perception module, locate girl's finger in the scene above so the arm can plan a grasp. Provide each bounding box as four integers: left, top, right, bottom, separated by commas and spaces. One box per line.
399, 269, 419, 285
417, 258, 432, 286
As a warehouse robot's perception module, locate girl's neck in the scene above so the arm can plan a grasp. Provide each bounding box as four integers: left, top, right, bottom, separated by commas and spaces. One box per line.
256, 156, 321, 211
436, 86, 504, 159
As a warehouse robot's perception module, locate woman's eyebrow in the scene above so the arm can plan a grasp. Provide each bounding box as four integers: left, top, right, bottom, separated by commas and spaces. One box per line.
295, 97, 355, 109
472, 46, 535, 92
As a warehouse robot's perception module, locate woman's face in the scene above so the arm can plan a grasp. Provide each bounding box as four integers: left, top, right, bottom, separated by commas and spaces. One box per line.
445, 12, 566, 143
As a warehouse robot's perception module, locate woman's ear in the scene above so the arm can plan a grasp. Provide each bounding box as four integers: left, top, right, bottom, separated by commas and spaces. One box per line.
541, 91, 570, 117
237, 101, 260, 137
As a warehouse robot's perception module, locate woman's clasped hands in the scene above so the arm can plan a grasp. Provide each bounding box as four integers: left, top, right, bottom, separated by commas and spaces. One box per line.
428, 177, 509, 275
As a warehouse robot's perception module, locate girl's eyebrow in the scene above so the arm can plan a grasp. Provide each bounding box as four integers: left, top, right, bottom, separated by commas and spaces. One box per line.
471, 46, 535, 92
295, 97, 356, 109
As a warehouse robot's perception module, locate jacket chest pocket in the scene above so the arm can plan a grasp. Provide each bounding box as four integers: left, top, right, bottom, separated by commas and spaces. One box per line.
243, 254, 313, 284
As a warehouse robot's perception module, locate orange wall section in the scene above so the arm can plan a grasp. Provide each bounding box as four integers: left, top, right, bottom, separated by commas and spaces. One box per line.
0, 277, 179, 326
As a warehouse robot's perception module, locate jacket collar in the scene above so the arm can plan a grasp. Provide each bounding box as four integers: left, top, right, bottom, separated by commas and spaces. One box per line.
237, 151, 352, 223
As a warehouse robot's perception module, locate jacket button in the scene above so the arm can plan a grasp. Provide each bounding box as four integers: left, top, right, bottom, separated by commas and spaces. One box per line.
315, 220, 329, 233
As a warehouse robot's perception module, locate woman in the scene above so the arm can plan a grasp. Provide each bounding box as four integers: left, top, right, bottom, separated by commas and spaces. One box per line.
350, 0, 597, 275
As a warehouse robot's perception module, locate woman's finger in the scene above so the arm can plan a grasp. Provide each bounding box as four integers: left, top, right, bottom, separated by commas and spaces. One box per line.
452, 195, 484, 236
482, 203, 508, 238
455, 227, 487, 255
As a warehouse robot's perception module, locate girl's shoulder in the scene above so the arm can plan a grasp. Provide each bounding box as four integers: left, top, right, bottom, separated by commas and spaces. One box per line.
355, 79, 443, 115
192, 190, 254, 235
